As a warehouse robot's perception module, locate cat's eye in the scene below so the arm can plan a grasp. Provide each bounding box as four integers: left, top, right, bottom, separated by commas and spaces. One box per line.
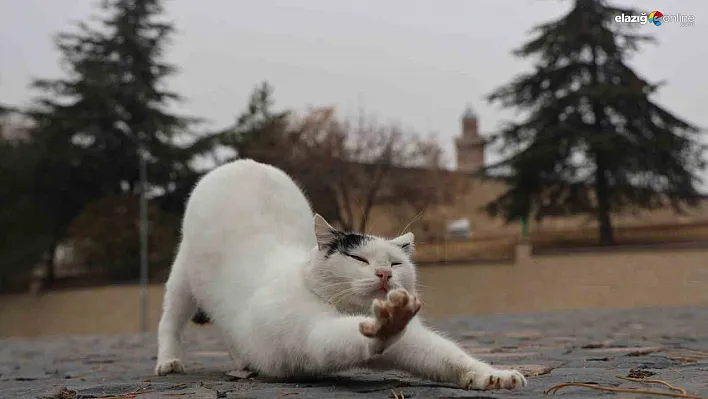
391, 262, 402, 267
347, 254, 369, 264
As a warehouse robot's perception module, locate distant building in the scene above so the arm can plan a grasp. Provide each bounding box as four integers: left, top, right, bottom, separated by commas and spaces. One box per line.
454, 106, 486, 173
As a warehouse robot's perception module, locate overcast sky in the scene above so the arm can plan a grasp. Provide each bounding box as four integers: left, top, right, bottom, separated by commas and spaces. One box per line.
1, 0, 707, 186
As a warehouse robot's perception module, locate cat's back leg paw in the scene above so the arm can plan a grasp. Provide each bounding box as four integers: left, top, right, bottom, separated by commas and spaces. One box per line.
462, 368, 527, 390
155, 359, 185, 376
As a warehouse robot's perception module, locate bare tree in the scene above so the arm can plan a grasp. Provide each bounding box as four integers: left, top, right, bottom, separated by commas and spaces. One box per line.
284, 108, 463, 234
219, 84, 465, 236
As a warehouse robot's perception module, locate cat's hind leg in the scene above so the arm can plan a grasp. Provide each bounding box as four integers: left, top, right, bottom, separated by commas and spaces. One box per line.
219, 329, 257, 378
155, 247, 197, 376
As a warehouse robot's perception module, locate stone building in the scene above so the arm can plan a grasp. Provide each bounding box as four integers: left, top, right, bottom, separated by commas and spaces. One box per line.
360, 106, 708, 242
455, 106, 486, 173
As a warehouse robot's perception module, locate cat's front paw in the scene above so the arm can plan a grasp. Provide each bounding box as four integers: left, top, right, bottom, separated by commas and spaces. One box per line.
461, 367, 527, 391
358, 288, 421, 346
155, 358, 185, 376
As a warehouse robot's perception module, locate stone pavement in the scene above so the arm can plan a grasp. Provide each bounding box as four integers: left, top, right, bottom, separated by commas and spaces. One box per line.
1, 306, 707, 399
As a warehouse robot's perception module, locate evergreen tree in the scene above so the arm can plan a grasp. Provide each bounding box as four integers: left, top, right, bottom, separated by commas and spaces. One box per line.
217, 82, 350, 224
28, 0, 209, 283
33, 0, 199, 196
0, 108, 53, 283
485, 0, 705, 245
219, 81, 291, 164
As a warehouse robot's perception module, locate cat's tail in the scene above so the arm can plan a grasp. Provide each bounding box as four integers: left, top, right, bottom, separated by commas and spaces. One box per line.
191, 308, 211, 325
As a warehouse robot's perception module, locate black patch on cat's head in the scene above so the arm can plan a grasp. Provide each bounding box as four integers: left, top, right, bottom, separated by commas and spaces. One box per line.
323, 231, 372, 258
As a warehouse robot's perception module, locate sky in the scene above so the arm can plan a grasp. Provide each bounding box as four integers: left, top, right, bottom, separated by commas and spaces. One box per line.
1, 0, 707, 186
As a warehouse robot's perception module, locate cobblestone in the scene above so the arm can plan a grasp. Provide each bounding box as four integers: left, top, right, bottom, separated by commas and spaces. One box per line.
1, 306, 707, 398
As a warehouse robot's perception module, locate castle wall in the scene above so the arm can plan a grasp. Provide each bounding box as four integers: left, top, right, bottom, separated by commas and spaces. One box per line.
361, 176, 708, 240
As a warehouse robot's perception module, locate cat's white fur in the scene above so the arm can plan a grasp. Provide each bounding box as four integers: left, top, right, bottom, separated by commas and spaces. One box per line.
155, 159, 527, 391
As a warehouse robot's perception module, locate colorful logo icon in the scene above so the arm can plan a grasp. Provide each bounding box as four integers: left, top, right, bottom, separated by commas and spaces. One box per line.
649, 10, 664, 26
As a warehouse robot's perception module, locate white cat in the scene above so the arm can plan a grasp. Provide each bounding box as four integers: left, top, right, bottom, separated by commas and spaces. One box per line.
155, 159, 527, 391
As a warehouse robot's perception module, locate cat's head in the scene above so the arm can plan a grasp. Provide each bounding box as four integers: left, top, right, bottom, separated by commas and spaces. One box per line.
307, 214, 417, 314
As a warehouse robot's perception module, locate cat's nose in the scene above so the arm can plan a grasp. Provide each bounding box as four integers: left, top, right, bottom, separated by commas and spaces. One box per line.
375, 268, 392, 281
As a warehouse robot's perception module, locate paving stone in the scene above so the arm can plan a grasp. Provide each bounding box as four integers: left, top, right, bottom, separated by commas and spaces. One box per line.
1, 306, 708, 398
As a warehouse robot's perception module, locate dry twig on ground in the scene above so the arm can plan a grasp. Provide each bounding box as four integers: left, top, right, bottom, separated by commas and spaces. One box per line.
546, 375, 707, 399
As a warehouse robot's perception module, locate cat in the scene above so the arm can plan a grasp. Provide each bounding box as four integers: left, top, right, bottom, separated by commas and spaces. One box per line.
155, 159, 527, 391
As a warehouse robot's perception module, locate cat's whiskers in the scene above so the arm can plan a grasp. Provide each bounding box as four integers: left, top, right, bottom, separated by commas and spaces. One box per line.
324, 287, 353, 302
316, 281, 354, 292
352, 278, 382, 293
331, 293, 355, 310
325, 278, 386, 312
322, 289, 348, 298
325, 281, 361, 299
326, 290, 355, 306
326, 287, 358, 309
415, 283, 430, 289
398, 209, 425, 237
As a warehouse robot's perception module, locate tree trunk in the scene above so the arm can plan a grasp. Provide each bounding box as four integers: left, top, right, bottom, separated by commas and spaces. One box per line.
589, 44, 615, 246
358, 165, 389, 233
44, 241, 58, 289
594, 154, 615, 245
335, 180, 355, 232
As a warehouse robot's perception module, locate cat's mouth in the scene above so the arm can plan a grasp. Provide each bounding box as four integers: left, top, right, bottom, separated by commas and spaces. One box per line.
376, 284, 390, 294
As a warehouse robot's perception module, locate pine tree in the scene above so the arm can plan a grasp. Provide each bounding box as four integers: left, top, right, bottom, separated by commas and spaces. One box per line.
33, 0, 200, 195
28, 0, 209, 283
485, 0, 705, 245
219, 81, 291, 164
0, 107, 54, 283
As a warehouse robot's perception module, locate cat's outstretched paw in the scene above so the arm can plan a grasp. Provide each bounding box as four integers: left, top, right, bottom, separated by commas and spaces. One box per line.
155, 359, 185, 376
359, 288, 421, 345
461, 367, 527, 390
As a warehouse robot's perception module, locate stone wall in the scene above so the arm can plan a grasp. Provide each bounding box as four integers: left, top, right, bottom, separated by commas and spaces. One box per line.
418, 241, 708, 318
361, 176, 708, 239
1, 241, 707, 338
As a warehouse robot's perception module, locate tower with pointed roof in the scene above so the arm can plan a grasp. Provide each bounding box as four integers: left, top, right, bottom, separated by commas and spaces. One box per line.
455, 106, 486, 172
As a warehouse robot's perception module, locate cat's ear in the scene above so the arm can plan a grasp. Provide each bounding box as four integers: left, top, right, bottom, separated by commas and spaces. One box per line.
314, 214, 337, 250
390, 232, 415, 257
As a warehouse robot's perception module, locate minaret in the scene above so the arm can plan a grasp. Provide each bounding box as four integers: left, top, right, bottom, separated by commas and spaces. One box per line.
455, 106, 486, 172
